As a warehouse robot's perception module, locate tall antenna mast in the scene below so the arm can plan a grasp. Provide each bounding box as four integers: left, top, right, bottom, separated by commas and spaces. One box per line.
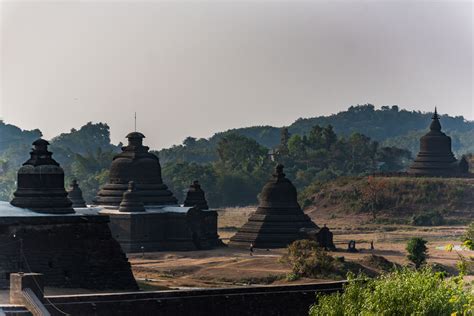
134, 112, 137, 132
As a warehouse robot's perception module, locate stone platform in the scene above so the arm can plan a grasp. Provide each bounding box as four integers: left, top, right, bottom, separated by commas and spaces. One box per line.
99, 206, 223, 253
0, 202, 137, 290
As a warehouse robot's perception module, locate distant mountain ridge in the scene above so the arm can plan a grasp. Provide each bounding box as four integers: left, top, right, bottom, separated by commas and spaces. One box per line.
2, 104, 473, 165
157, 104, 474, 164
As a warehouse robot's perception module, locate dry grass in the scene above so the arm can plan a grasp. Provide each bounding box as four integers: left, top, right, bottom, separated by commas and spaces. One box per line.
126, 208, 471, 290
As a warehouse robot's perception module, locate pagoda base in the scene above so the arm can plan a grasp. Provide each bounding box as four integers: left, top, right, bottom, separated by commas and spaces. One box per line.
0, 202, 137, 290
100, 207, 224, 253
229, 212, 318, 249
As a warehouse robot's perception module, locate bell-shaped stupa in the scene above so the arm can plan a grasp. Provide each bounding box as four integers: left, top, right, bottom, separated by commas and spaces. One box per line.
229, 164, 318, 248
408, 109, 466, 176
183, 181, 209, 210
10, 139, 74, 214
95, 132, 177, 206
67, 179, 87, 208
119, 181, 146, 212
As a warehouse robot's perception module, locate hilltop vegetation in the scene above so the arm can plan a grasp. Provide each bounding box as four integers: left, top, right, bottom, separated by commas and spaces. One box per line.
158, 104, 474, 164
302, 176, 474, 224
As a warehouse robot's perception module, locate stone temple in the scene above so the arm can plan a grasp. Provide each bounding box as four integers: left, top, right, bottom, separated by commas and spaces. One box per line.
0, 139, 137, 289
95, 132, 222, 252
408, 109, 470, 176
229, 165, 333, 249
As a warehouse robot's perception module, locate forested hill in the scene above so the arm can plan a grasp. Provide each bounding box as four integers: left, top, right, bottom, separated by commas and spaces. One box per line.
158, 104, 474, 164
1, 104, 473, 206
0, 121, 42, 151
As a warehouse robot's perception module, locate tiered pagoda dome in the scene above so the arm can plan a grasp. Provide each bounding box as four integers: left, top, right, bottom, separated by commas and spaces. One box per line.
95, 132, 177, 206
183, 181, 209, 210
10, 139, 74, 214
229, 164, 318, 248
408, 109, 466, 176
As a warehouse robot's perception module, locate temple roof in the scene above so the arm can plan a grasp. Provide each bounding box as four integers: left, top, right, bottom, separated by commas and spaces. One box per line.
258, 164, 300, 209
95, 132, 177, 206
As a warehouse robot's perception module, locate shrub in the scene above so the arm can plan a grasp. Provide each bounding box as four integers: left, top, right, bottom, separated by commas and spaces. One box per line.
411, 211, 444, 226
464, 222, 474, 242
310, 268, 474, 316
406, 237, 428, 268
282, 240, 336, 278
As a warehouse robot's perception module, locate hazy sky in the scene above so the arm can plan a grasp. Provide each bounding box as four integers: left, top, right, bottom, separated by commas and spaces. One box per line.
1, 0, 472, 149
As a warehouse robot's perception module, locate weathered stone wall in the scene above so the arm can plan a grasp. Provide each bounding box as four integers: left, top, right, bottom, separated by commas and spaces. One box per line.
107, 210, 222, 252
44, 282, 345, 316
0, 215, 137, 290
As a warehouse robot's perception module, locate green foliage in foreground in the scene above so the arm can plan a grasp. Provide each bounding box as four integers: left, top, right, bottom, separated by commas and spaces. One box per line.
310, 268, 474, 316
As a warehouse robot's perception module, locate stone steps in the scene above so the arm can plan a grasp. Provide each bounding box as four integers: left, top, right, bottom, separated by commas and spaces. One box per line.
0, 305, 32, 316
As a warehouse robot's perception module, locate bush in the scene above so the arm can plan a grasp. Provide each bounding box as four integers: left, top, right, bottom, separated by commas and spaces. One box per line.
411, 211, 444, 226
464, 222, 474, 242
282, 240, 336, 278
406, 237, 428, 269
310, 268, 474, 316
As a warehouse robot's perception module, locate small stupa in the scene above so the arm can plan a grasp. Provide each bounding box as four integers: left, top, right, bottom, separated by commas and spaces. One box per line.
119, 181, 146, 212
67, 179, 87, 208
183, 181, 209, 210
95, 132, 177, 206
229, 164, 318, 248
10, 139, 74, 214
408, 108, 468, 176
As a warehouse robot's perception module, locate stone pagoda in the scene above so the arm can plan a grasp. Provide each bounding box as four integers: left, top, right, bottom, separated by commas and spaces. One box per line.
96, 132, 222, 252
0, 139, 137, 290
67, 179, 87, 208
408, 109, 469, 176
11, 139, 74, 214
183, 181, 209, 210
95, 132, 177, 206
229, 164, 320, 248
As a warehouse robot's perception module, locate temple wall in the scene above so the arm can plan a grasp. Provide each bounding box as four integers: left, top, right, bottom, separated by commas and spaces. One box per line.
107, 211, 222, 252
43, 282, 345, 316
0, 215, 137, 290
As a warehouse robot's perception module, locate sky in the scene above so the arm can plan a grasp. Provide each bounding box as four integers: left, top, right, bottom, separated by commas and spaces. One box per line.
0, 0, 472, 149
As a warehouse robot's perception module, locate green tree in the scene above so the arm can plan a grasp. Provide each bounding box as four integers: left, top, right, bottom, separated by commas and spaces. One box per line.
406, 237, 428, 268
216, 133, 269, 173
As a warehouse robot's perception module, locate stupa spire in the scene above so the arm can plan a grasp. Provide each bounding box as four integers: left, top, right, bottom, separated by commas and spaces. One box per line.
430, 107, 441, 132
